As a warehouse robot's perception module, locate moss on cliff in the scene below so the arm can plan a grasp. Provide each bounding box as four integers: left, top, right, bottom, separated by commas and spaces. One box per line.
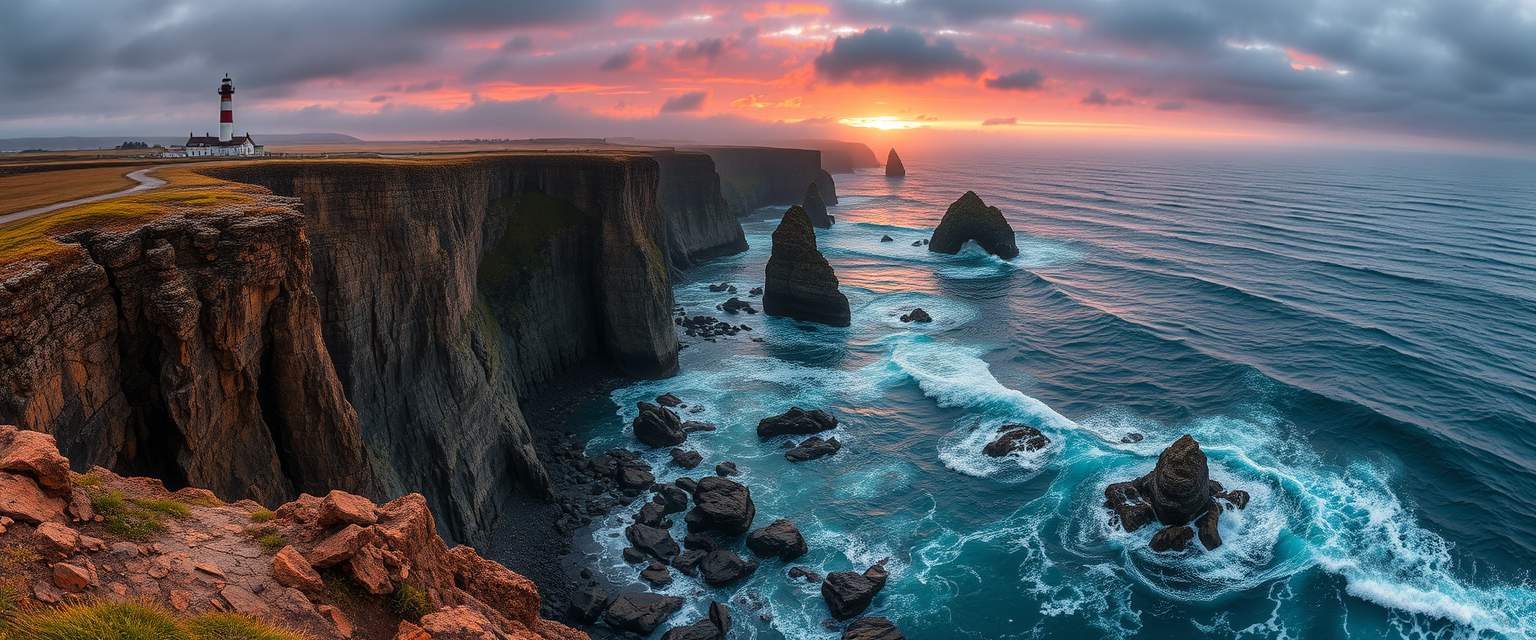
477, 191, 594, 287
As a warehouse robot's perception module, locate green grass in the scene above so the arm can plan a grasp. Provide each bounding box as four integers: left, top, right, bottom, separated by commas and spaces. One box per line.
243, 525, 286, 552
0, 585, 20, 621
0, 602, 302, 640
89, 490, 192, 542
389, 582, 432, 622
323, 572, 364, 610
248, 508, 275, 523
71, 473, 103, 489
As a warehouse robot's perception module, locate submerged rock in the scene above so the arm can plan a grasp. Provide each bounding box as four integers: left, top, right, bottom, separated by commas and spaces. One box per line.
1103, 434, 1250, 551
804, 182, 834, 228
757, 407, 838, 439
885, 148, 905, 177
928, 191, 1019, 259
762, 206, 851, 327
843, 617, 905, 640
899, 308, 932, 323
785, 436, 841, 462
982, 425, 1049, 457
822, 562, 889, 620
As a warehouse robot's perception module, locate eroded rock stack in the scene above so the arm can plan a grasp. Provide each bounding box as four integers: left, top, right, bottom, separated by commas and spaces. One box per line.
885, 149, 905, 177
929, 191, 1019, 259
804, 182, 834, 228
1103, 434, 1251, 552
762, 206, 852, 327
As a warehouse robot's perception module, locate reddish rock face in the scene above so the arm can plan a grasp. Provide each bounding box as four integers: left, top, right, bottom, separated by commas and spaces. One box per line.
0, 426, 70, 493
272, 545, 324, 592
0, 471, 66, 523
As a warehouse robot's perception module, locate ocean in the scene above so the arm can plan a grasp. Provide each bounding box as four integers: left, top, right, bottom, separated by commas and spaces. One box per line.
573, 146, 1536, 639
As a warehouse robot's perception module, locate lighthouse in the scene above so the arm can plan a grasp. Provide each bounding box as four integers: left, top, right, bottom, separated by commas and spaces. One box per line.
218, 74, 235, 142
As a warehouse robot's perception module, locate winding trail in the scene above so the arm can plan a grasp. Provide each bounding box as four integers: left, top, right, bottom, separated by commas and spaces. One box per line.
0, 166, 167, 226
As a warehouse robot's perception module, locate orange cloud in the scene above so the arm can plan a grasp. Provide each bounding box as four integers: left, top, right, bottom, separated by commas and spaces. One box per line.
745, 2, 830, 20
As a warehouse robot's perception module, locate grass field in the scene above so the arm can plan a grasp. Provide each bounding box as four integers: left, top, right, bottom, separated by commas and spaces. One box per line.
0, 166, 144, 215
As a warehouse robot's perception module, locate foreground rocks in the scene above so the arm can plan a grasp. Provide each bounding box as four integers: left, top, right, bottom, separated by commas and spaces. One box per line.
885, 148, 906, 177
762, 205, 851, 327
746, 519, 808, 561
633, 402, 687, 448
1103, 434, 1251, 552
804, 182, 834, 228
662, 601, 732, 640
844, 616, 905, 640
685, 477, 757, 535
785, 436, 842, 462
604, 592, 685, 634
982, 425, 1050, 457
757, 407, 839, 439
822, 562, 890, 619
929, 191, 1019, 259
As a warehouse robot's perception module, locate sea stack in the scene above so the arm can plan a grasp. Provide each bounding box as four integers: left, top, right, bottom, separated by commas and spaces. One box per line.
763, 206, 852, 326
1103, 434, 1251, 552
929, 191, 1019, 259
885, 148, 905, 177
803, 181, 833, 228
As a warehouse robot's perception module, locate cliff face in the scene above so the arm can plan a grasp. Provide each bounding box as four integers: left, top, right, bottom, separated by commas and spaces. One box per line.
206, 156, 679, 544
0, 202, 373, 509
788, 140, 880, 174
689, 146, 838, 216
652, 150, 747, 270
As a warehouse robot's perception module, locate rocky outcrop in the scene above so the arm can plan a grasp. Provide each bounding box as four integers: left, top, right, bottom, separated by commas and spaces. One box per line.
929, 191, 1019, 259
653, 150, 748, 270
757, 407, 839, 439
0, 425, 583, 640
1103, 434, 1251, 552
762, 206, 851, 327
684, 476, 756, 536
632, 402, 686, 448
690, 146, 837, 216
788, 140, 881, 174
822, 562, 889, 620
803, 182, 833, 228
885, 149, 905, 177
982, 425, 1049, 457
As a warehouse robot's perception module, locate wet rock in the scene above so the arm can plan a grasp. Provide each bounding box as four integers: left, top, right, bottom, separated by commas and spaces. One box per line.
657, 485, 690, 514
982, 424, 1050, 457
747, 519, 808, 561
1221, 489, 1251, 509
880, 235, 894, 242
885, 148, 905, 177
757, 407, 838, 439
605, 592, 686, 634
626, 523, 681, 561
721, 297, 757, 314
634, 402, 687, 448
1121, 432, 1145, 444
1102, 482, 1156, 533
707, 283, 733, 293
662, 601, 732, 640
785, 437, 841, 462
804, 182, 833, 228
622, 547, 647, 564
641, 561, 673, 587
634, 501, 668, 528
568, 584, 610, 624
898, 308, 932, 323
1149, 525, 1194, 553
657, 393, 684, 407
843, 617, 905, 640
1196, 502, 1223, 550
685, 476, 756, 535
929, 191, 1019, 259
762, 206, 851, 327
671, 448, 703, 469
699, 549, 759, 586
788, 566, 821, 583
682, 421, 717, 433
749, 286, 763, 296
822, 562, 889, 620
715, 461, 739, 477
673, 548, 707, 576
675, 477, 699, 494
615, 458, 656, 490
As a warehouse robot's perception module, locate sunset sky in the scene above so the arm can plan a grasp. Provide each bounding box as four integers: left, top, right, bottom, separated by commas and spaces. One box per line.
3, 0, 1535, 153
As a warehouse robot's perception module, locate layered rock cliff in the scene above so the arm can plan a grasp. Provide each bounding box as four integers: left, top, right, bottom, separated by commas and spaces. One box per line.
689, 146, 838, 217
652, 150, 747, 270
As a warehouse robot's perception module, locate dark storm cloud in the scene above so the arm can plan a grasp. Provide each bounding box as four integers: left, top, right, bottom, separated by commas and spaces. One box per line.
985, 69, 1045, 91
677, 38, 728, 62
599, 48, 641, 72
659, 91, 707, 113
814, 27, 986, 84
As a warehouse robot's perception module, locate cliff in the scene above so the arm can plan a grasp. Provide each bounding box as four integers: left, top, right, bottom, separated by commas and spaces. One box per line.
788, 140, 880, 174
651, 150, 747, 270
0, 424, 584, 640
688, 146, 838, 217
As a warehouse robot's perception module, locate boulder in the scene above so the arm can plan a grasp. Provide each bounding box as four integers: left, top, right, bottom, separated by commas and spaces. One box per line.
318, 490, 378, 527
785, 436, 841, 462
51, 561, 95, 593
671, 448, 703, 469
1102, 482, 1156, 533
306, 524, 373, 568
348, 545, 394, 594
928, 191, 1018, 259
567, 584, 610, 624
698, 548, 759, 586
746, 519, 808, 561
762, 205, 851, 327
641, 560, 673, 587
685, 476, 756, 535
657, 393, 684, 407
804, 182, 833, 228
672, 548, 707, 576
634, 501, 668, 528
1196, 502, 1223, 550
757, 407, 838, 439
720, 297, 756, 314
661, 601, 732, 640
656, 485, 690, 514
273, 545, 325, 592
982, 425, 1050, 457
33, 522, 80, 559
885, 149, 905, 177
625, 523, 681, 561
1149, 525, 1194, 553
844, 617, 905, 640
682, 421, 717, 433
714, 461, 738, 477
822, 563, 889, 620
634, 402, 687, 448
880, 235, 894, 242
615, 459, 656, 490
0, 471, 66, 523
604, 592, 685, 634
788, 566, 821, 583
419, 606, 500, 640
0, 426, 71, 494
898, 308, 932, 323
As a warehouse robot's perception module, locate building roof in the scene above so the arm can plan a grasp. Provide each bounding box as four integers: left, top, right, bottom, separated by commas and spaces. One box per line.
185, 134, 255, 147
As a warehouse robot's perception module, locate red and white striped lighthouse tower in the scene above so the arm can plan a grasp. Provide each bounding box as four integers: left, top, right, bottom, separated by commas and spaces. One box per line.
218, 74, 235, 142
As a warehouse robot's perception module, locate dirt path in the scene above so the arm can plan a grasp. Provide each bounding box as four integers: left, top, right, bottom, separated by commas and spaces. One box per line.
0, 166, 166, 226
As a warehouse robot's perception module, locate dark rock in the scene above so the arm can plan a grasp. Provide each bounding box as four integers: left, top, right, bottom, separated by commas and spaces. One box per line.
898, 308, 932, 323
1221, 489, 1251, 509
747, 519, 808, 561
622, 547, 647, 564
911, 240, 922, 247
657, 393, 684, 407
633, 402, 687, 448
785, 436, 842, 462
749, 286, 763, 296
616, 458, 656, 489
689, 405, 706, 414
715, 461, 739, 477
604, 592, 686, 634
1142, 435, 1214, 526
757, 407, 838, 439
1196, 502, 1222, 550
567, 584, 610, 624
671, 448, 703, 469
625, 523, 680, 561
822, 563, 889, 620
788, 566, 821, 583
682, 533, 718, 551
656, 485, 690, 514
1121, 432, 1145, 444
1149, 525, 1194, 553
982, 424, 1050, 457
641, 560, 673, 587
1102, 481, 1155, 533
928, 191, 1018, 259
682, 421, 717, 433
803, 182, 833, 228
885, 148, 905, 177
699, 549, 759, 586
762, 205, 851, 327
721, 297, 757, 314
635, 501, 668, 528
843, 617, 905, 640
708, 283, 732, 292
675, 477, 699, 494
685, 476, 756, 535
880, 235, 894, 242
661, 601, 732, 640
673, 548, 707, 576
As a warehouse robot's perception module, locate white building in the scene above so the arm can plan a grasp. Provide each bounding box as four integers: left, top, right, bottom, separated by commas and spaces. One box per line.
167, 74, 266, 158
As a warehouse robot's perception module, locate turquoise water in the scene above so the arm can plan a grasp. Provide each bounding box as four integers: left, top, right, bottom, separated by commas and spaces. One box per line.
580, 147, 1536, 639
